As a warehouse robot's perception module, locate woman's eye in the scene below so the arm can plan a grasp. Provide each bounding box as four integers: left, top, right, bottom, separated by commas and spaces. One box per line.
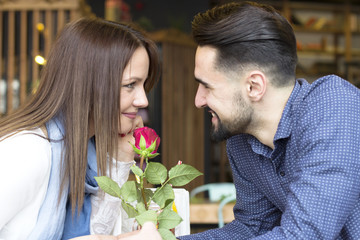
123, 82, 135, 88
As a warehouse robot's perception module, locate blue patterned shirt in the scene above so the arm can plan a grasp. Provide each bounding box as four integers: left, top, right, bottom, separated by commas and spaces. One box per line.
180, 75, 360, 239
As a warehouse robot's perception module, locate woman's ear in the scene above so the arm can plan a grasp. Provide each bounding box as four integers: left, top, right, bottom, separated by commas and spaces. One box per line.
245, 71, 266, 102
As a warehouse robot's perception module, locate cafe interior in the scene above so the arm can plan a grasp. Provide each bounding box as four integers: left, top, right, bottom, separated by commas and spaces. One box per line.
1, 0, 360, 236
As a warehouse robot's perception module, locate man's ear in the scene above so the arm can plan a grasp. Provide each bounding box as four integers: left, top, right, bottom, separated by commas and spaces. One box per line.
245, 71, 266, 102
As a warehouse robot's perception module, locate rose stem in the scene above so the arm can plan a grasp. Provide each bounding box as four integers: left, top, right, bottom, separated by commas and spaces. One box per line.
140, 155, 145, 170
139, 155, 148, 210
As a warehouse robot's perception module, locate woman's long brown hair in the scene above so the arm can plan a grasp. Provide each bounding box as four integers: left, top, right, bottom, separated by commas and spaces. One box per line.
0, 17, 160, 213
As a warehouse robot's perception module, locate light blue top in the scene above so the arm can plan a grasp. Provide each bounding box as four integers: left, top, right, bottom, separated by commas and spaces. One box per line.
27, 117, 98, 240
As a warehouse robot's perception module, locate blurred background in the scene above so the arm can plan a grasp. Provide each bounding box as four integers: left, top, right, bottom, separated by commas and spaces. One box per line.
87, 0, 210, 33
1, 0, 360, 231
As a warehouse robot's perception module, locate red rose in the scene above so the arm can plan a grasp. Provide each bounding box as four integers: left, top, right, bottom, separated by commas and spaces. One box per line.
133, 127, 160, 154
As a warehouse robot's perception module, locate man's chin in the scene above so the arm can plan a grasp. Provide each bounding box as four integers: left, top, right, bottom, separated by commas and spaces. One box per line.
210, 127, 231, 142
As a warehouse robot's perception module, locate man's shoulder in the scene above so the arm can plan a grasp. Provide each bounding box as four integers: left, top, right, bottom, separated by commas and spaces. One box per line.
294, 75, 360, 112
291, 75, 360, 134
307, 75, 359, 98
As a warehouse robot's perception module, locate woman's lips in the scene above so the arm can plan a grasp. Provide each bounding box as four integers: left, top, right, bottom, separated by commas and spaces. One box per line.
123, 112, 137, 119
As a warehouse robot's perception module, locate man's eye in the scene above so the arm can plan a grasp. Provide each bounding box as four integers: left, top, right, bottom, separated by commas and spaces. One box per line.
200, 83, 209, 89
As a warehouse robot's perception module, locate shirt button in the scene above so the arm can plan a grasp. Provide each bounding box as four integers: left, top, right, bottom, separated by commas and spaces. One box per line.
279, 171, 285, 177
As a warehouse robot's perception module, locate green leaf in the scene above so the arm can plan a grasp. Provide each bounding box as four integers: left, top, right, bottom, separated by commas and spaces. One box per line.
134, 147, 142, 155
163, 200, 174, 210
135, 209, 158, 226
168, 164, 203, 186
158, 228, 177, 240
130, 142, 142, 155
147, 137, 158, 153
121, 201, 138, 218
120, 181, 138, 202
152, 184, 175, 208
94, 176, 121, 198
144, 188, 154, 204
140, 135, 146, 150
136, 202, 147, 214
148, 153, 160, 159
158, 209, 183, 230
136, 185, 143, 203
136, 188, 154, 207
131, 164, 143, 177
145, 162, 167, 185
164, 198, 174, 209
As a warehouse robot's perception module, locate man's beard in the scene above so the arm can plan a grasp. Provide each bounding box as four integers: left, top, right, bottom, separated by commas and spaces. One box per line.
209, 93, 253, 142
210, 115, 232, 142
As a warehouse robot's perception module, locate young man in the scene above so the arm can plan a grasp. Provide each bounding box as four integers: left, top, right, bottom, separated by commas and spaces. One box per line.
180, 1, 360, 239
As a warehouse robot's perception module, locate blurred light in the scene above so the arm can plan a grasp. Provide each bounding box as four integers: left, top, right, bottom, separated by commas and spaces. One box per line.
37, 23, 45, 32
35, 55, 46, 65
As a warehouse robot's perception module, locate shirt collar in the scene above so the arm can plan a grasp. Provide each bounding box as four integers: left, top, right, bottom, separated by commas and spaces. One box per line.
245, 78, 306, 159
273, 79, 304, 142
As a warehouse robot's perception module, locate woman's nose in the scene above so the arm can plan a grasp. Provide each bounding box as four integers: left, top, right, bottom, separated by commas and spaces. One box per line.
133, 88, 149, 108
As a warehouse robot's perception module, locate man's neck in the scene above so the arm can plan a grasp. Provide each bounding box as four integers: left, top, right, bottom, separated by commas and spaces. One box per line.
248, 84, 294, 149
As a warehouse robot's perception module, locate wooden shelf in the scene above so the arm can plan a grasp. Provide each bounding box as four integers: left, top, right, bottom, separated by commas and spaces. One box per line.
293, 26, 344, 34
284, 0, 360, 77
190, 202, 235, 224
288, 2, 359, 12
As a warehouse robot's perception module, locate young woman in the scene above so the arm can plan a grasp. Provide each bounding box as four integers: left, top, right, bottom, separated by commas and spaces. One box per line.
0, 17, 161, 240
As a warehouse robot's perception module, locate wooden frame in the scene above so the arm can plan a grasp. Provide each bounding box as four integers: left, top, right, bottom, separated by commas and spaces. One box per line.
149, 29, 205, 192
346, 62, 360, 87
0, 0, 92, 115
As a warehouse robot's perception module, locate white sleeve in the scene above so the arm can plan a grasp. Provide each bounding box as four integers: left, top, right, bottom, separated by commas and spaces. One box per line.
90, 159, 135, 235
0, 129, 51, 239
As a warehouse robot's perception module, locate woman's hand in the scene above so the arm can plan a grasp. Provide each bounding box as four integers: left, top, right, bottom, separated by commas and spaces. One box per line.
117, 222, 162, 240
69, 222, 161, 240
117, 115, 144, 162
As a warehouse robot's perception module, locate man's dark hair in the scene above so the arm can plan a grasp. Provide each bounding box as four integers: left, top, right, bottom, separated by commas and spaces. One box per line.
192, 1, 298, 87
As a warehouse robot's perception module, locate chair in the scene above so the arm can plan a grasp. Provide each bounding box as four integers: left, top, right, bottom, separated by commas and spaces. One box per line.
190, 183, 236, 228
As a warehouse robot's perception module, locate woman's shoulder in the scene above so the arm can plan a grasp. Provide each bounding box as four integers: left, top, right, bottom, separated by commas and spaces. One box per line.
1, 127, 49, 145
0, 128, 52, 173
0, 128, 52, 238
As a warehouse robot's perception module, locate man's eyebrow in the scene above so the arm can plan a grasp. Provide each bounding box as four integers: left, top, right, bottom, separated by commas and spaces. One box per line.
195, 78, 211, 88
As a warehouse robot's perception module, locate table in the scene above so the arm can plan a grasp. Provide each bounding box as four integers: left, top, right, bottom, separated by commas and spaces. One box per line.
189, 202, 235, 224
